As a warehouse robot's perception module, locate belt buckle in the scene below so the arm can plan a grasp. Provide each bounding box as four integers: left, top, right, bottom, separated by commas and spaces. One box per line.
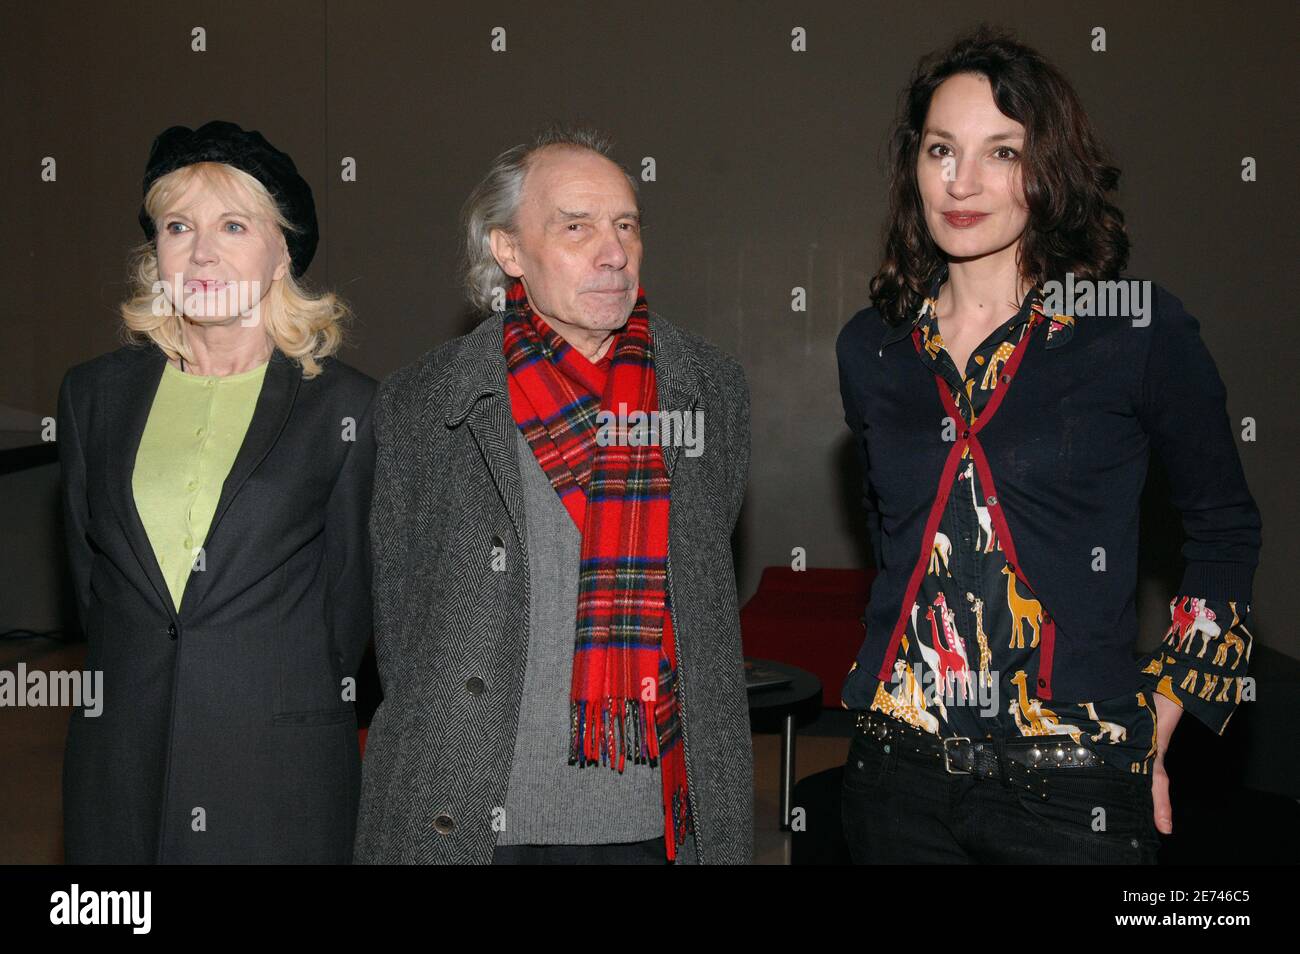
942, 736, 972, 775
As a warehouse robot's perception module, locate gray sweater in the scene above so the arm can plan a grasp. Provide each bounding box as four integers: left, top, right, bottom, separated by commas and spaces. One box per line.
496, 428, 664, 845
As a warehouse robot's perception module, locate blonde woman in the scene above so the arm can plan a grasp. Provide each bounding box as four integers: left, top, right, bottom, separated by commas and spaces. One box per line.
56, 121, 376, 863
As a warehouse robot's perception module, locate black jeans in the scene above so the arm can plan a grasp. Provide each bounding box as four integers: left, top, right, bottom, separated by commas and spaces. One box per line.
491, 836, 668, 865
840, 731, 1162, 864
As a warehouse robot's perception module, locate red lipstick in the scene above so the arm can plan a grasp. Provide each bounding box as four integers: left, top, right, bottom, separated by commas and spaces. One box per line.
942, 211, 989, 228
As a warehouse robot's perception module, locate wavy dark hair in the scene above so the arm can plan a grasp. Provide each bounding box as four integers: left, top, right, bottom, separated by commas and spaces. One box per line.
871, 24, 1129, 325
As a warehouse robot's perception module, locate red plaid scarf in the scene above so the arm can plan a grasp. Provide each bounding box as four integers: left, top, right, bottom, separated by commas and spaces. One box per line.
502, 278, 691, 860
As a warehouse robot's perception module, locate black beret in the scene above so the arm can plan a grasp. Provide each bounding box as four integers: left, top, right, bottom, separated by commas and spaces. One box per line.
137, 120, 318, 278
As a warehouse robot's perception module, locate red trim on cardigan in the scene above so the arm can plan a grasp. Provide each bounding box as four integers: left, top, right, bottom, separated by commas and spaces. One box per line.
876, 319, 1056, 698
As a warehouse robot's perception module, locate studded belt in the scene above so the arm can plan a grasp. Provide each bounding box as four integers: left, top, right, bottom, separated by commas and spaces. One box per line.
854, 711, 1105, 798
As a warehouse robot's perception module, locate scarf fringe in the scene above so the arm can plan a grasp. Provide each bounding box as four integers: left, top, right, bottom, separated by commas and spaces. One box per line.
569, 697, 692, 861
569, 698, 661, 770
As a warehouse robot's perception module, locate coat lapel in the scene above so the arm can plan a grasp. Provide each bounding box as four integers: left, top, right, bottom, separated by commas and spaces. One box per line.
180, 348, 300, 616
445, 317, 527, 550
106, 346, 176, 617
467, 397, 528, 550
648, 315, 702, 478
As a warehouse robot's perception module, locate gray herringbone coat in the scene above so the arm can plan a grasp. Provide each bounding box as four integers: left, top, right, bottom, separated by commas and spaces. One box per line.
353, 312, 753, 864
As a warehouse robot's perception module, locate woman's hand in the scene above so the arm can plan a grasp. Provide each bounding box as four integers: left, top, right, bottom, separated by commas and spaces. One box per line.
1151, 692, 1183, 834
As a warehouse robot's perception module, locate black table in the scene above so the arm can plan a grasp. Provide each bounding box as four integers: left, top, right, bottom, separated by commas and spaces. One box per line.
745, 658, 823, 830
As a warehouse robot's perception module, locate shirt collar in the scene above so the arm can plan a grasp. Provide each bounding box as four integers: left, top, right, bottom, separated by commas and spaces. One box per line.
879, 264, 1073, 351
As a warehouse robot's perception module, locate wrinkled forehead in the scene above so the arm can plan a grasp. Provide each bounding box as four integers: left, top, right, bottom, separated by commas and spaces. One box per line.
520, 147, 639, 219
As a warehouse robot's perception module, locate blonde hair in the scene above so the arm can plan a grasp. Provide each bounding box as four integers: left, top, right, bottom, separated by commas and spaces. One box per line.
120, 161, 348, 378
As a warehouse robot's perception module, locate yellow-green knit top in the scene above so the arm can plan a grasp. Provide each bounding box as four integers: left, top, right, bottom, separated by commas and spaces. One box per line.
131, 359, 269, 611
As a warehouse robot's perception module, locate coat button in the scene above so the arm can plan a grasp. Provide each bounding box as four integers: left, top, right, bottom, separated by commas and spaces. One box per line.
1037, 678, 1047, 688
433, 813, 455, 835
167, 622, 178, 640
490, 533, 505, 551
466, 676, 485, 695
986, 495, 997, 506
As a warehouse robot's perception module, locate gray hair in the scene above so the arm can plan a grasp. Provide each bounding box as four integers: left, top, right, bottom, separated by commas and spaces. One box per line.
460, 123, 640, 313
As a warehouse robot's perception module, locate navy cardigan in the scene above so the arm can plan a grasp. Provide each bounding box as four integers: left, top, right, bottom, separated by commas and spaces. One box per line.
837, 280, 1262, 702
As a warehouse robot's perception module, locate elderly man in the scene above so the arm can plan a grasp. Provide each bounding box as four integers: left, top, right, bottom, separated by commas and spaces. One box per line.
353, 126, 752, 864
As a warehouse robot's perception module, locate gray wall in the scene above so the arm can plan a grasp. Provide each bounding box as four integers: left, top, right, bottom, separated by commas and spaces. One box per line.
2, 1, 1293, 659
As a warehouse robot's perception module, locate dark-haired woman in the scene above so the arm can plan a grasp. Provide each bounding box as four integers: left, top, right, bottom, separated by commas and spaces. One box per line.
836, 28, 1260, 864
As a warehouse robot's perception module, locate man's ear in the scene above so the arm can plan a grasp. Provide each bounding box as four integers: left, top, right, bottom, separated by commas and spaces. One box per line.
489, 228, 525, 279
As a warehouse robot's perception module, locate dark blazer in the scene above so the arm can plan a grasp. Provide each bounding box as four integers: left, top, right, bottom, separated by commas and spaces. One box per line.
56, 343, 377, 863
837, 280, 1261, 702
353, 313, 753, 864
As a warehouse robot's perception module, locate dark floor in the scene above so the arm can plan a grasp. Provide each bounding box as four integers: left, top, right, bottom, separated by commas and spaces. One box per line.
0, 636, 851, 864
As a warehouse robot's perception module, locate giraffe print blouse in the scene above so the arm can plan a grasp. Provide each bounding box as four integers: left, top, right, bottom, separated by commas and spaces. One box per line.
840, 285, 1254, 775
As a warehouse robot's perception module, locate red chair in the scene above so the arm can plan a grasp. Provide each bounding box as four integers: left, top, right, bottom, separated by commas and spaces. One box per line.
740, 566, 875, 708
